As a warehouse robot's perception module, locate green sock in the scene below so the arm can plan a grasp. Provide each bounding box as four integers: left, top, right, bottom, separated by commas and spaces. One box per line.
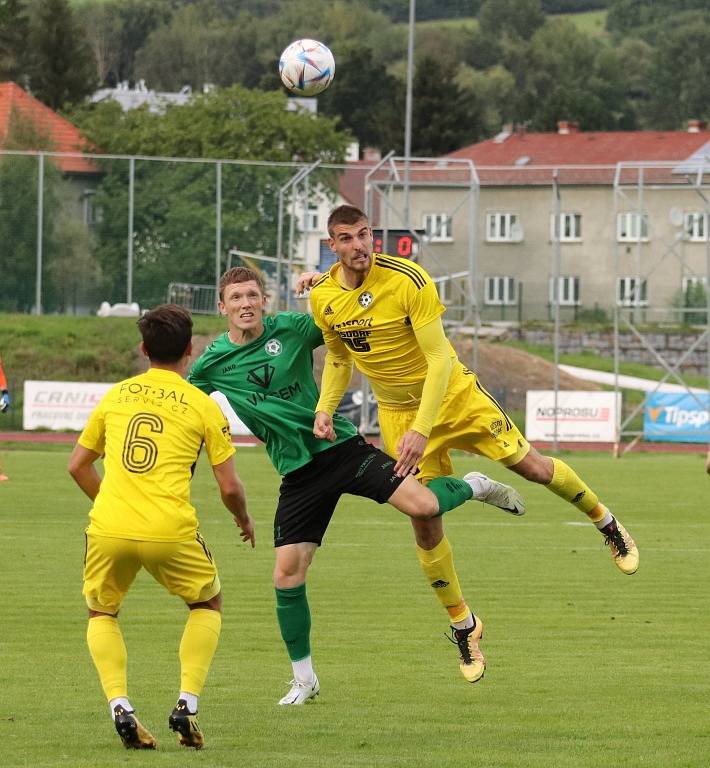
426, 476, 474, 515
275, 583, 311, 662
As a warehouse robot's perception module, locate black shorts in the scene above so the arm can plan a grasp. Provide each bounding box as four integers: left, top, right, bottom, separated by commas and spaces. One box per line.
273, 436, 406, 547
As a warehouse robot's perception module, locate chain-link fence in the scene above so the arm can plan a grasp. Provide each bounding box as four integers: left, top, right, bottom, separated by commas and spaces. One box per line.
0, 150, 345, 315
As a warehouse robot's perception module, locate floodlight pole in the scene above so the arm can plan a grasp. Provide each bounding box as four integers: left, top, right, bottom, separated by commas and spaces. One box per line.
35, 153, 44, 315
403, 0, 415, 229
127, 157, 135, 304
215, 161, 222, 306
551, 170, 561, 452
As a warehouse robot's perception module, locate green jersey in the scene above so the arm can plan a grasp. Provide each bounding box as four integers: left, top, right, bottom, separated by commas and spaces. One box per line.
188, 312, 358, 475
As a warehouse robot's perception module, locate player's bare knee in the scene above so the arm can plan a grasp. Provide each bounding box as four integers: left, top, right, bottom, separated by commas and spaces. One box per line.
273, 554, 310, 587
410, 516, 443, 549
510, 449, 554, 484
189, 591, 222, 612
416, 493, 439, 519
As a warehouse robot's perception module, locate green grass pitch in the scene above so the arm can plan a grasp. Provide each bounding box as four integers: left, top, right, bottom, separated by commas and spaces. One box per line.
1, 446, 708, 767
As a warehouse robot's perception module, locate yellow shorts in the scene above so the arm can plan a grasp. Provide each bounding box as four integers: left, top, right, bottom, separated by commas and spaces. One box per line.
83, 532, 221, 614
378, 365, 530, 483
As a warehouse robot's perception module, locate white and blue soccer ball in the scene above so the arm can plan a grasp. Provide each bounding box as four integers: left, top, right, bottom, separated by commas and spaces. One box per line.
279, 39, 335, 96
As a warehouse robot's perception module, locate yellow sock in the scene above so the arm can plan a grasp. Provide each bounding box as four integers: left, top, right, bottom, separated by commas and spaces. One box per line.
179, 609, 222, 696
547, 457, 605, 521
86, 615, 128, 701
416, 536, 470, 624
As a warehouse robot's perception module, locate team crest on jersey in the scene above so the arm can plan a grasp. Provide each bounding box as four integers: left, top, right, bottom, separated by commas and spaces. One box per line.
358, 291, 374, 309
264, 339, 282, 356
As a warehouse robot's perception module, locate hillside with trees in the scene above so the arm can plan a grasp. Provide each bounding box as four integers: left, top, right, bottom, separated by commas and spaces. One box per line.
1, 0, 709, 157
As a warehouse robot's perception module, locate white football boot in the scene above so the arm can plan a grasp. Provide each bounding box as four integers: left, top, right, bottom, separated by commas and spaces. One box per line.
278, 676, 320, 705
464, 471, 525, 516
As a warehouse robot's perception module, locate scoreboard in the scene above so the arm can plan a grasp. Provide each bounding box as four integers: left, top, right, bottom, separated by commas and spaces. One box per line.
372, 229, 423, 260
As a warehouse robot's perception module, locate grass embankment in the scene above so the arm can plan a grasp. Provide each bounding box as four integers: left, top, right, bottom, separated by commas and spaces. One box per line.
0, 313, 227, 430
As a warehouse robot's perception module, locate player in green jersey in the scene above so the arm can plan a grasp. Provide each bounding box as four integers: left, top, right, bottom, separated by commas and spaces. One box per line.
68, 305, 254, 750
188, 267, 524, 702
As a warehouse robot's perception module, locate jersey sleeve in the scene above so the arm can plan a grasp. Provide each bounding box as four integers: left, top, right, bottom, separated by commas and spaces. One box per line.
78, 401, 106, 455
405, 269, 446, 330
202, 397, 236, 466
410, 319, 453, 437
187, 357, 215, 395
315, 338, 354, 415
291, 312, 324, 349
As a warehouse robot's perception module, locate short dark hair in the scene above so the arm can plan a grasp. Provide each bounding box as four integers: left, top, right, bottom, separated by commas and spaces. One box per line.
219, 266, 267, 302
327, 205, 369, 236
137, 304, 192, 363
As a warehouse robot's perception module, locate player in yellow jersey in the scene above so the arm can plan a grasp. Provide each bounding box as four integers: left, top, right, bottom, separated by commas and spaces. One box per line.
68, 305, 254, 750
304, 205, 639, 682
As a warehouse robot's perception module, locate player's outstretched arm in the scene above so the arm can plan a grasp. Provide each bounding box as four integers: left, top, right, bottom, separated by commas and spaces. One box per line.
212, 458, 255, 547
68, 444, 103, 500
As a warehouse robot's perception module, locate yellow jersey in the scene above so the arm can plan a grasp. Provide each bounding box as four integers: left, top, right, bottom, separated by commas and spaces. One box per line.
79, 368, 235, 542
310, 253, 458, 409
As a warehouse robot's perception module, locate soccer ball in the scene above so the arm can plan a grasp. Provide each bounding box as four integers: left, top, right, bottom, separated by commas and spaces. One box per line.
279, 39, 335, 96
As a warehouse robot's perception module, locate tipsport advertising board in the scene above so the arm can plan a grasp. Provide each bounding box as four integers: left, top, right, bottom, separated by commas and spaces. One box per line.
643, 392, 710, 443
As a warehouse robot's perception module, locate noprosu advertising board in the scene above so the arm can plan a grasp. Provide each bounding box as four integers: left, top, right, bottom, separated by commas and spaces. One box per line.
644, 392, 710, 443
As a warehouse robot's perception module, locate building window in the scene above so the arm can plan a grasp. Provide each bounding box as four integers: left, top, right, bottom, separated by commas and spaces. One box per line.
486, 212, 522, 242
617, 212, 649, 242
684, 212, 708, 242
304, 202, 319, 232
617, 277, 648, 306
550, 212, 582, 242
682, 275, 708, 290
549, 276, 580, 306
484, 276, 517, 305
82, 190, 101, 226
423, 213, 453, 242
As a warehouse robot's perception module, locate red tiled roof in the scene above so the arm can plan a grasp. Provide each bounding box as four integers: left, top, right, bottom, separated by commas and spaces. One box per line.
0, 81, 97, 174
447, 129, 710, 185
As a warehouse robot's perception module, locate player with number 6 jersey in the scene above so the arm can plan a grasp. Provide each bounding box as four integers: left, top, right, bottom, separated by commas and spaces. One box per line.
69, 304, 254, 751
81, 368, 234, 541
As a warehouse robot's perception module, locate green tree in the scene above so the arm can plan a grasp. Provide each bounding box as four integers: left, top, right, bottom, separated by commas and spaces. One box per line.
68, 85, 349, 307
82, 1, 125, 86
89, 0, 174, 87
606, 0, 709, 37
673, 281, 708, 326
642, 15, 710, 128
0, 0, 28, 82
26, 0, 97, 109
479, 0, 545, 41
411, 55, 485, 155
609, 37, 652, 129
135, 6, 265, 90
319, 43, 403, 153
504, 19, 627, 131
0, 110, 61, 312
456, 64, 517, 136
